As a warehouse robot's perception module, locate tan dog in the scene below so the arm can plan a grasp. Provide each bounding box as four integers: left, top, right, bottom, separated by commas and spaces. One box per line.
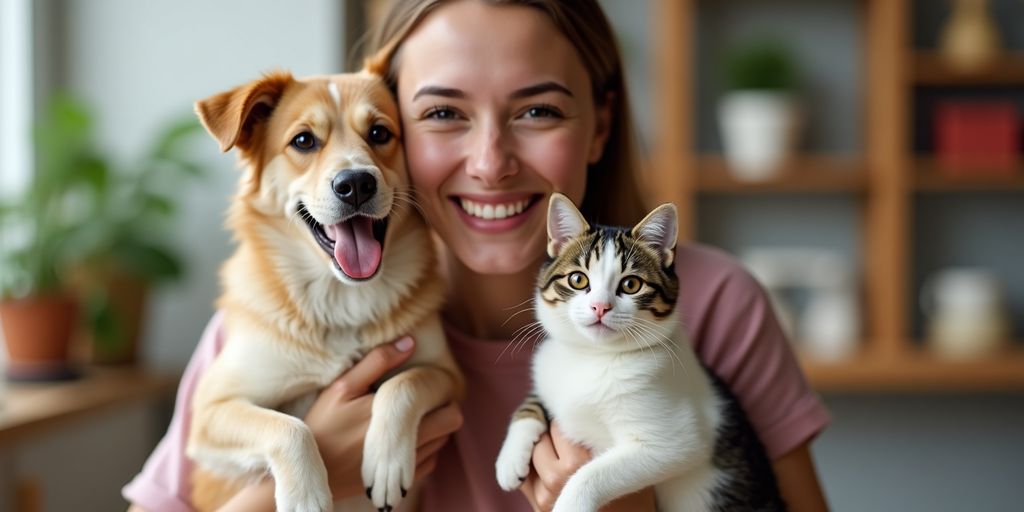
186, 67, 462, 512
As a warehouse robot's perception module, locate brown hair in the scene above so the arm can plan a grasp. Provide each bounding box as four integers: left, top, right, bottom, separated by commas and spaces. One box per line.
361, 0, 646, 226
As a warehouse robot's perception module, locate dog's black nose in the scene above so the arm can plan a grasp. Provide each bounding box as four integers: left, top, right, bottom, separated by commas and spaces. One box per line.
332, 170, 377, 208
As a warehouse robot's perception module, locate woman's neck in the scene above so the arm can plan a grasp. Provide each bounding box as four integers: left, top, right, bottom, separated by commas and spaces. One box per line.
439, 246, 544, 341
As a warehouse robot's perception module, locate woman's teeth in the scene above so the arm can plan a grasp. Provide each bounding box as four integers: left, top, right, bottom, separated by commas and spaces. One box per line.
459, 198, 529, 220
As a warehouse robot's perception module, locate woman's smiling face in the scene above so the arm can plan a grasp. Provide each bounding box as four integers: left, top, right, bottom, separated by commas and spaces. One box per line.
395, 0, 611, 275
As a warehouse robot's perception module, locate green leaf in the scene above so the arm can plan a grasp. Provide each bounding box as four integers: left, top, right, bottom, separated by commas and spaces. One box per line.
114, 239, 183, 282
141, 193, 176, 217
724, 39, 798, 91
85, 291, 124, 351
149, 116, 204, 160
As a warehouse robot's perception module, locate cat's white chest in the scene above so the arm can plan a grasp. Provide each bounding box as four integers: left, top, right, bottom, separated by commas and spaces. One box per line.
532, 339, 658, 451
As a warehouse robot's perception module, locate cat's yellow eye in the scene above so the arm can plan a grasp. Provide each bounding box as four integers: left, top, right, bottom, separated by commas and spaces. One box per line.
567, 271, 589, 290
619, 276, 643, 295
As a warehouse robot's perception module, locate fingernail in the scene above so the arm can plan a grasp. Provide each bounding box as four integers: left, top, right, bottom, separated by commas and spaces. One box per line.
395, 336, 414, 352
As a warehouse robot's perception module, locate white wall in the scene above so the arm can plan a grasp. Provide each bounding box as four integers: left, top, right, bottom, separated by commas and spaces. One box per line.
61, 0, 346, 368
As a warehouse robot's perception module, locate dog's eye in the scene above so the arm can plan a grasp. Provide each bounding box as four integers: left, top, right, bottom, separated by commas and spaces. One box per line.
290, 132, 318, 152
368, 125, 393, 145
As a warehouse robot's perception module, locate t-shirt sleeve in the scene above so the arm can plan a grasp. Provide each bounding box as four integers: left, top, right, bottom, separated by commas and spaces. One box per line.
122, 311, 225, 511
677, 246, 830, 460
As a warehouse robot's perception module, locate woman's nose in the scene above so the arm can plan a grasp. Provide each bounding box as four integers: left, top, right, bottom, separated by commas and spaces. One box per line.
466, 125, 517, 185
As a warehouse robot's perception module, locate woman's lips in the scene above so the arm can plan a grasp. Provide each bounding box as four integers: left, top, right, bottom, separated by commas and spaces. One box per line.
449, 193, 542, 234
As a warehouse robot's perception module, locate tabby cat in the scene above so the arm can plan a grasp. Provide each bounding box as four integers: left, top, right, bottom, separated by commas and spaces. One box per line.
494, 194, 785, 512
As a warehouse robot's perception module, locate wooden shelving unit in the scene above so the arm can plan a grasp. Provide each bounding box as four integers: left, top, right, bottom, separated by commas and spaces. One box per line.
648, 0, 1023, 392
913, 51, 1024, 86
914, 158, 1024, 192
697, 155, 867, 194
802, 346, 1024, 392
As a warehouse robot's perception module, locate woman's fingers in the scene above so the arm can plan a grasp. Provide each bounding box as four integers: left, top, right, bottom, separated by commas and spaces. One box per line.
529, 422, 594, 507
416, 402, 464, 446
414, 453, 440, 481
549, 421, 591, 467
326, 336, 416, 400
415, 436, 448, 465
531, 432, 564, 492
522, 471, 555, 512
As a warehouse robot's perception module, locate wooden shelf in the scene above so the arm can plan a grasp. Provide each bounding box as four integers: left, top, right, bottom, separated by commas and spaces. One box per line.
913, 51, 1024, 86
802, 346, 1024, 393
0, 366, 179, 446
650, 0, 1023, 392
696, 155, 867, 193
915, 158, 1024, 191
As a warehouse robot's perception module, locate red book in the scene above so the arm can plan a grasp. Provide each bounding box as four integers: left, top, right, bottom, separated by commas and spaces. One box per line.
934, 101, 1020, 174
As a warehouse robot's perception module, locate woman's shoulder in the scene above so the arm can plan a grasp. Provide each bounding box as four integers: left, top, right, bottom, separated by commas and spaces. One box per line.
674, 243, 762, 293
673, 243, 775, 337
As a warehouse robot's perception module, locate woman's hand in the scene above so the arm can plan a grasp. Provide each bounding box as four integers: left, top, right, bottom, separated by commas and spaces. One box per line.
304, 336, 464, 501
520, 422, 655, 512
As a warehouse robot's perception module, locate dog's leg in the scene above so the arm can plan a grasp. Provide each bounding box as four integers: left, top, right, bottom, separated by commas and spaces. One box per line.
189, 398, 331, 512
361, 364, 457, 511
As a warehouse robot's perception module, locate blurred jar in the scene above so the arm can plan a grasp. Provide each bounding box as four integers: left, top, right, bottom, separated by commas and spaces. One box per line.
940, 0, 1002, 72
922, 267, 1010, 359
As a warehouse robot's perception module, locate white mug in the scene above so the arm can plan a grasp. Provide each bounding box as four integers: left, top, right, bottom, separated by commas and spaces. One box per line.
921, 267, 1009, 359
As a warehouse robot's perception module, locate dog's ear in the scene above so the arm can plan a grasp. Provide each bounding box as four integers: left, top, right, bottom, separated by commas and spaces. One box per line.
195, 71, 294, 153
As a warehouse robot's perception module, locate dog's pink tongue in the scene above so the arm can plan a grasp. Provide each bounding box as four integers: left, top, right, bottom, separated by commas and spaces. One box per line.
328, 218, 381, 279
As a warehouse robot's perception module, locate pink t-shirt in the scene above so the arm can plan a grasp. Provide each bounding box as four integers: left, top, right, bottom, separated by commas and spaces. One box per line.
123, 244, 829, 511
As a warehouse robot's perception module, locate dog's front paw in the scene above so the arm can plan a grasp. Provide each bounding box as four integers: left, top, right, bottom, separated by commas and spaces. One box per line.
272, 421, 332, 512
495, 418, 546, 491
361, 426, 415, 511
276, 478, 332, 512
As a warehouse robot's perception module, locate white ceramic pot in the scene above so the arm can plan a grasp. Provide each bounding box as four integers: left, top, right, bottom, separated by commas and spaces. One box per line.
718, 91, 799, 181
922, 267, 1010, 359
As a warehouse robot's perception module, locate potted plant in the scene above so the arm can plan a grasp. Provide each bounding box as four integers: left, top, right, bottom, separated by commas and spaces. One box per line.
0, 94, 104, 380
718, 39, 801, 181
72, 114, 207, 364
0, 94, 206, 376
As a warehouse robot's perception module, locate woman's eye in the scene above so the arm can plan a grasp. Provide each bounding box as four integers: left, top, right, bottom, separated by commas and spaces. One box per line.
619, 276, 643, 295
290, 132, 318, 152
368, 124, 393, 145
522, 104, 563, 119
424, 105, 459, 120
568, 271, 589, 290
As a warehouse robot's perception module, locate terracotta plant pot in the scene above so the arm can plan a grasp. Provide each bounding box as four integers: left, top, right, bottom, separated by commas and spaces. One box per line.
0, 293, 79, 380
88, 276, 148, 365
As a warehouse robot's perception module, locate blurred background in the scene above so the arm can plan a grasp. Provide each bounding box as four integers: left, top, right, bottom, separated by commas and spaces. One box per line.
1, 0, 1022, 510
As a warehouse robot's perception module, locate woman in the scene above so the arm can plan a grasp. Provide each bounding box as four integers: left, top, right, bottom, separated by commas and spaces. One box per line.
125, 1, 830, 510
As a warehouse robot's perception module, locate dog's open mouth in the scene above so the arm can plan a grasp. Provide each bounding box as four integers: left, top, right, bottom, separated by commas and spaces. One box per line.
298, 203, 389, 280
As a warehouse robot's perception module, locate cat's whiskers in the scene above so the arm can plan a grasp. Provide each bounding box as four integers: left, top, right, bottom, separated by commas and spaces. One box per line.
628, 319, 688, 376
498, 320, 545, 362
623, 324, 663, 367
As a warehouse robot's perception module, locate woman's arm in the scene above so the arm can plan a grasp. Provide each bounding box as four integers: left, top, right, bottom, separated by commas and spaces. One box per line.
773, 442, 829, 512
125, 327, 461, 511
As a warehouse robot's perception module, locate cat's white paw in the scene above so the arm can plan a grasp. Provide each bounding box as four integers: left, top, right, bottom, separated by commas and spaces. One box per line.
362, 425, 415, 511
552, 476, 600, 512
495, 418, 547, 491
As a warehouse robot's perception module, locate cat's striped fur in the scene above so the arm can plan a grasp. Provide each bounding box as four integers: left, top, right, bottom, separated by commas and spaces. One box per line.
495, 194, 785, 512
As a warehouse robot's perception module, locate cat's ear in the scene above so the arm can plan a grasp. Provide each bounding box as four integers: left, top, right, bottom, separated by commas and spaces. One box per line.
547, 193, 590, 258
632, 203, 678, 268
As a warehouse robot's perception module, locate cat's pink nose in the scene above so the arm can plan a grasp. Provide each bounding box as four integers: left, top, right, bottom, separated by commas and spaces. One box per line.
591, 303, 612, 320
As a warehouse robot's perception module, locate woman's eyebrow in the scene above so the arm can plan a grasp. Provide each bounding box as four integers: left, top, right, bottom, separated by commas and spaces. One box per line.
413, 86, 465, 101
510, 81, 573, 99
